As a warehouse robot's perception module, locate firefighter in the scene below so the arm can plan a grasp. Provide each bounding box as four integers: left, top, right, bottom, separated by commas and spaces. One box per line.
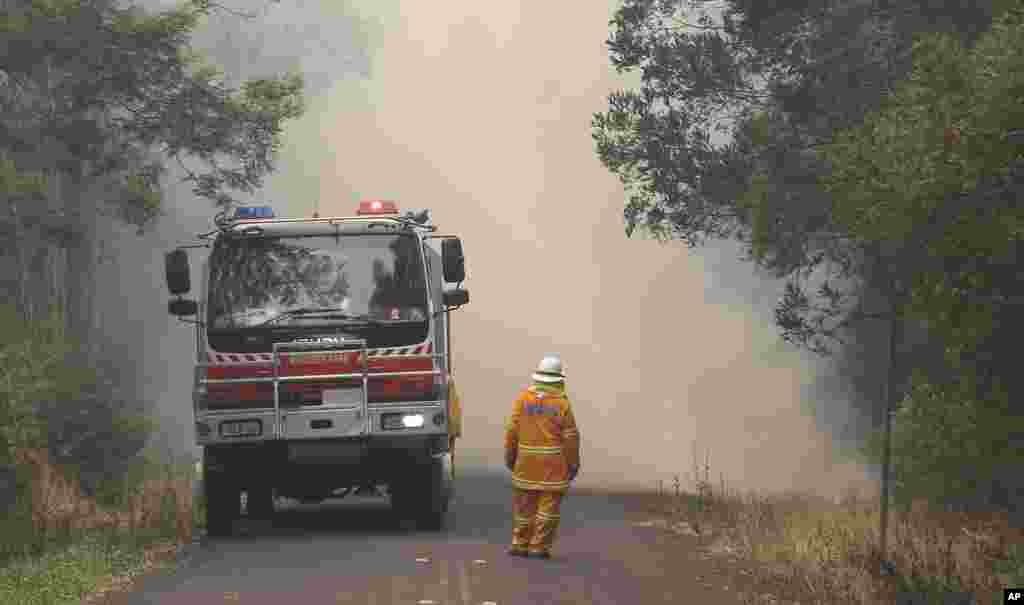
504, 354, 581, 560
448, 373, 463, 480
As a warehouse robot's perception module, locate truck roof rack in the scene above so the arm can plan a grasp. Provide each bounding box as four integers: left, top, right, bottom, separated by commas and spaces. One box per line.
197, 207, 436, 240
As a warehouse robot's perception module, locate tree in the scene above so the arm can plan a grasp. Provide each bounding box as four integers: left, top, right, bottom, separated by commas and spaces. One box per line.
861, 372, 1024, 510
592, 0, 1011, 431
821, 3, 1024, 508
1, 0, 305, 210
822, 5, 1024, 371
0, 0, 305, 337
0, 0, 307, 493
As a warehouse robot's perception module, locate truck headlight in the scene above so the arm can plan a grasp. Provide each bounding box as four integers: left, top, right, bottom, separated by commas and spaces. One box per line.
382, 413, 425, 430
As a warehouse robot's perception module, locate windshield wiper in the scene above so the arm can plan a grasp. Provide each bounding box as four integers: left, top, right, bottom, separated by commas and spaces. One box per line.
258, 308, 385, 327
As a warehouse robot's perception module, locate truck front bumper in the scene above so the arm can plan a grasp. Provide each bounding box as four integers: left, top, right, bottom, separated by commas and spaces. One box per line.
200, 432, 450, 490
195, 401, 447, 446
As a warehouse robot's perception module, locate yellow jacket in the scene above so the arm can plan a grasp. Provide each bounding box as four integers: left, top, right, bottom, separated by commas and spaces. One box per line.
503, 382, 580, 493
448, 378, 462, 440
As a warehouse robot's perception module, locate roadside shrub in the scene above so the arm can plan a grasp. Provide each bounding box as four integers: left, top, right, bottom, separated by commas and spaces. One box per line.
0, 305, 87, 464
861, 372, 1024, 514
662, 454, 1024, 605
0, 305, 164, 561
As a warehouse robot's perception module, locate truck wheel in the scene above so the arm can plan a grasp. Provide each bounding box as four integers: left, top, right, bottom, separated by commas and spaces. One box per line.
247, 485, 274, 519
390, 458, 448, 530
416, 457, 449, 531
389, 481, 413, 519
203, 466, 238, 537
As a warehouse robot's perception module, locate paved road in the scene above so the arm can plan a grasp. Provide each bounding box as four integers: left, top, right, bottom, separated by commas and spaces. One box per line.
102, 469, 749, 605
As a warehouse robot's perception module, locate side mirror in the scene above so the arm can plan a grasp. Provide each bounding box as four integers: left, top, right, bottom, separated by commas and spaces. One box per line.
165, 248, 191, 295
441, 238, 466, 283
168, 299, 198, 317
442, 289, 469, 307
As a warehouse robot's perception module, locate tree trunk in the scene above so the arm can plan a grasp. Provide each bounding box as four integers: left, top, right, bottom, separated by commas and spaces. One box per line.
29, 241, 47, 319
63, 165, 98, 347
2, 146, 34, 322
46, 168, 64, 324
64, 105, 112, 348
13, 210, 31, 321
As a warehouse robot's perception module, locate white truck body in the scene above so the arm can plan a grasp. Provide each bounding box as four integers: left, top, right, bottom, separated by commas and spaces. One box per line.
166, 204, 468, 534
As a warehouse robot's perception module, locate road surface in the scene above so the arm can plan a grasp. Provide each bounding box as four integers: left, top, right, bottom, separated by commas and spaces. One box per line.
99, 469, 752, 605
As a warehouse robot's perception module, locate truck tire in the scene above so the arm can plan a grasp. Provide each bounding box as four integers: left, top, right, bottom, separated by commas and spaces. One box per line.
203, 465, 238, 537
388, 480, 412, 520
246, 485, 274, 519
391, 457, 449, 530
416, 456, 449, 531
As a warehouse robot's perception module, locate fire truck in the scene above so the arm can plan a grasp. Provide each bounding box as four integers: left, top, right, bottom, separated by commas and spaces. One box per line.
163, 200, 469, 536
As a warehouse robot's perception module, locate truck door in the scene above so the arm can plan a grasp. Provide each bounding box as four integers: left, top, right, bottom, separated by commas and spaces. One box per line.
424, 239, 448, 378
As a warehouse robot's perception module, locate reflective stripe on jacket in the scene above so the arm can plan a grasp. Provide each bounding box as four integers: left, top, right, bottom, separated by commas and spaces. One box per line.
504, 382, 581, 493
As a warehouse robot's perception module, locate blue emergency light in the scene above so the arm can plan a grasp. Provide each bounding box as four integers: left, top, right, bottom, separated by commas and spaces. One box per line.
233, 205, 274, 220
233, 206, 275, 220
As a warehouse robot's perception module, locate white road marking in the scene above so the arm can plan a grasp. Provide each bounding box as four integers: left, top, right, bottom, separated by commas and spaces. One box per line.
472, 559, 487, 565
392, 574, 414, 604
457, 560, 473, 605
416, 557, 431, 563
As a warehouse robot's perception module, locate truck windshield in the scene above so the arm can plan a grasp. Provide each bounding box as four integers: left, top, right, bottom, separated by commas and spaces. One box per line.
207, 233, 428, 330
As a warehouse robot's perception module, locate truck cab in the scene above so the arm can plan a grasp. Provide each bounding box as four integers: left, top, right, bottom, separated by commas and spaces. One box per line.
164, 201, 469, 535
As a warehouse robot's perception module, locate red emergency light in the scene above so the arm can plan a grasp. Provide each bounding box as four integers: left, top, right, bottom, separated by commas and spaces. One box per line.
356, 200, 399, 215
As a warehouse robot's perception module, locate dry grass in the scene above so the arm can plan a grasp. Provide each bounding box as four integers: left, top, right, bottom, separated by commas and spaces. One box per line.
0, 447, 199, 605
10, 447, 195, 543
648, 450, 1024, 605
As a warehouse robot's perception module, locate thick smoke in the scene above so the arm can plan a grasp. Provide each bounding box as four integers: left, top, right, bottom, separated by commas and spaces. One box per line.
116, 0, 873, 497
93, 0, 373, 457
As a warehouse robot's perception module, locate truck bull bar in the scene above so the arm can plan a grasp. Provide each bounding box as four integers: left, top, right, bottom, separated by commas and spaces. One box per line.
194, 337, 444, 440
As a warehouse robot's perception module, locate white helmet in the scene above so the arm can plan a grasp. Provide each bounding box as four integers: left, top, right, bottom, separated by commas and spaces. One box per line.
532, 354, 565, 383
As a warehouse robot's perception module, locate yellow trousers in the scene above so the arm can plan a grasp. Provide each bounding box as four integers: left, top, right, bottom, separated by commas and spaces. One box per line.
511, 488, 564, 554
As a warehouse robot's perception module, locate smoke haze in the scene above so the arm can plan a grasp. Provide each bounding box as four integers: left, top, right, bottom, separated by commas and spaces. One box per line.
114, 0, 874, 497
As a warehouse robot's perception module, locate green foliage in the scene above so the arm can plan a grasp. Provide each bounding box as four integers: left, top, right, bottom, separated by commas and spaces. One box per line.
0, 305, 92, 461
0, 0, 307, 229
737, 173, 773, 261
594, 1, 917, 360
895, 572, 968, 603
0, 303, 162, 510
595, 0, 1018, 355
745, 112, 773, 148
0, 435, 196, 600
994, 543, 1024, 587
861, 372, 1024, 507
0, 531, 174, 605
822, 1, 1024, 363
82, 415, 162, 510
600, 1, 1024, 520
0, 159, 48, 201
